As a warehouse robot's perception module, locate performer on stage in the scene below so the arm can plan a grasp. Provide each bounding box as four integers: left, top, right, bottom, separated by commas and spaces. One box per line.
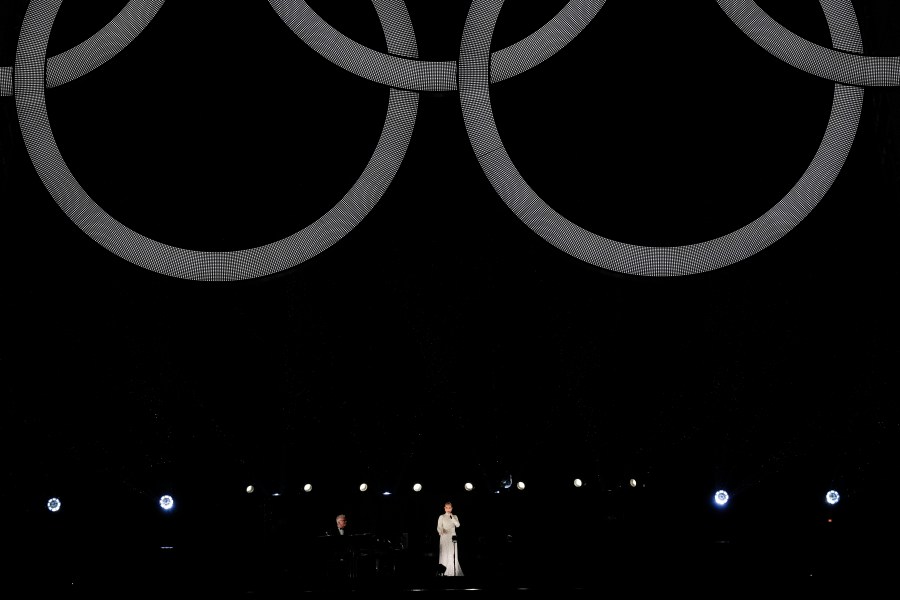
324, 513, 356, 578
333, 514, 350, 536
436, 501, 463, 576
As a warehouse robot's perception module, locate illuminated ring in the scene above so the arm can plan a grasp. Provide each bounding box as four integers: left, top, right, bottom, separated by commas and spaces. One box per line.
458, 0, 863, 276
717, 0, 900, 87
15, 0, 419, 281
267, 0, 607, 92
1, 0, 165, 97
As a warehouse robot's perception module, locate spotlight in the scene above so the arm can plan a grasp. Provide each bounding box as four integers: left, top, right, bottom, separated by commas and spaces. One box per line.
303, 483, 312, 493
516, 481, 525, 490
464, 482, 474, 491
46, 497, 61, 513
573, 478, 583, 488
825, 490, 840, 505
159, 494, 175, 511
246, 485, 255, 494
413, 483, 422, 492
359, 483, 368, 492
713, 490, 729, 507
629, 478, 637, 488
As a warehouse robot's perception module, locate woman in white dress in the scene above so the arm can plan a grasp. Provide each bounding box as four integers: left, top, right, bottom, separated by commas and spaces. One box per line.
437, 501, 463, 576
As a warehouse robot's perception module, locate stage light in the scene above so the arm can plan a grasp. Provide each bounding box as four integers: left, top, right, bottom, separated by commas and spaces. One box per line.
629, 478, 637, 488
303, 483, 312, 493
516, 481, 525, 490
573, 478, 583, 488
46, 497, 61, 512
159, 494, 174, 511
825, 490, 840, 505
359, 483, 368, 492
464, 482, 474, 491
246, 485, 255, 494
413, 483, 422, 492
713, 490, 729, 507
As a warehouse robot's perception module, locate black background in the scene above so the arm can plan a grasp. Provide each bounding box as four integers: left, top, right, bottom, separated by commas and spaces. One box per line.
2, 0, 899, 588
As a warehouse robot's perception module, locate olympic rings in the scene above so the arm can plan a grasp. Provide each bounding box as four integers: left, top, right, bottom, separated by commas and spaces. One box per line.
6, 0, 893, 279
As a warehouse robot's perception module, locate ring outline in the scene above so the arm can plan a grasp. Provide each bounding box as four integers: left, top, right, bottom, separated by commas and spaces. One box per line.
457, 0, 864, 276
14, 0, 419, 281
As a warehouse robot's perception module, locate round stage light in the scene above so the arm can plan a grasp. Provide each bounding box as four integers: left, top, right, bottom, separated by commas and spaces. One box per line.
713, 490, 729, 507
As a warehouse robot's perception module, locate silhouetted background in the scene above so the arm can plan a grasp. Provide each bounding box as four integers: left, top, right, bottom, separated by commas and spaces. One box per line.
2, 0, 898, 590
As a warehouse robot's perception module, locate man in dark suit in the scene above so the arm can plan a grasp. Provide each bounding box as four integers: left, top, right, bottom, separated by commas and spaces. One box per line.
333, 514, 349, 536
325, 513, 356, 578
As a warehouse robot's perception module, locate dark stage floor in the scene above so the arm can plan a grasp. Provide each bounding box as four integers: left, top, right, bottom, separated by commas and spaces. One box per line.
17, 536, 888, 596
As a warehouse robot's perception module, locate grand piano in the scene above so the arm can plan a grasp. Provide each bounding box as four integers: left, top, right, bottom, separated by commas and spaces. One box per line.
315, 531, 408, 579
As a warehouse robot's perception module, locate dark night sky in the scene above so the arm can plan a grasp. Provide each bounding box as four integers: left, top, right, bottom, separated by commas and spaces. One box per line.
2, 0, 899, 579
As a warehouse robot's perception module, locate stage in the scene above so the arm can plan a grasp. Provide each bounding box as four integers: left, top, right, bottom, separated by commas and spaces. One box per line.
15, 527, 889, 595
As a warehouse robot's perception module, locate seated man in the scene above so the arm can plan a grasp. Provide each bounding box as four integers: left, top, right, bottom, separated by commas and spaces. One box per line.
324, 514, 356, 578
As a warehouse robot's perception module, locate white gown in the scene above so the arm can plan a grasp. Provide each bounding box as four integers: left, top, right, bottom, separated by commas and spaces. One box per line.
437, 513, 463, 576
